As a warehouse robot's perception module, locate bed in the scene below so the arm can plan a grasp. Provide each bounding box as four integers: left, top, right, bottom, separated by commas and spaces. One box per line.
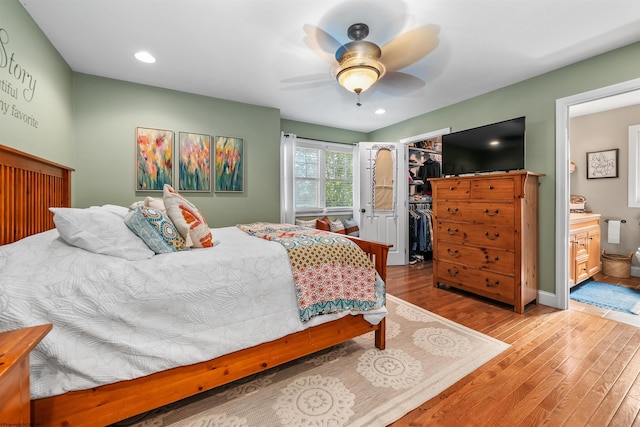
0, 144, 391, 426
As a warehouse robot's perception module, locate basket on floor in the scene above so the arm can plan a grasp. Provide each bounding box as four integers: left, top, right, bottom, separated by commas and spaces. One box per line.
601, 249, 633, 278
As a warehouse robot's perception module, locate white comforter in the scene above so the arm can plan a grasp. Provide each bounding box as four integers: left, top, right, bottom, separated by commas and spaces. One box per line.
0, 226, 386, 399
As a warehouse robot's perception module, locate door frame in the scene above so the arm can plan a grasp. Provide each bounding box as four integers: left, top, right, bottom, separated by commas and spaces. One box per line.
552, 77, 640, 310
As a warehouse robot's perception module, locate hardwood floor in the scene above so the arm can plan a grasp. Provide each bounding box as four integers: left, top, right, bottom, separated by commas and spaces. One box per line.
386, 261, 640, 427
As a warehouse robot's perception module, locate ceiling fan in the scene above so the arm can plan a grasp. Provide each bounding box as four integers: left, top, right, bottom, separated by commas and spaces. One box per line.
303, 21, 440, 105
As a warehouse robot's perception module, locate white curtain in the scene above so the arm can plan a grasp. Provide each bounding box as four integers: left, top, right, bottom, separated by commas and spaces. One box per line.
280, 132, 296, 224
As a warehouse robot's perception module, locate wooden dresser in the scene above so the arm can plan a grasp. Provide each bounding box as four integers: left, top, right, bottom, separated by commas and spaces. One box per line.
569, 213, 601, 287
0, 324, 52, 425
430, 171, 543, 313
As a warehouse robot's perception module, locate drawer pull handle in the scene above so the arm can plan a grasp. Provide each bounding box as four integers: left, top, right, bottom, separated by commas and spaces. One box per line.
447, 207, 459, 214
484, 231, 500, 240
449, 186, 455, 191
484, 254, 500, 262
485, 278, 500, 287
447, 268, 459, 277
447, 248, 459, 256
488, 185, 494, 190
484, 208, 499, 216
447, 227, 459, 235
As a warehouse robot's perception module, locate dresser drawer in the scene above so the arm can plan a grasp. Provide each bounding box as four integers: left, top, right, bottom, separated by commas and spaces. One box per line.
436, 242, 515, 275
435, 202, 515, 226
437, 222, 516, 250
470, 178, 515, 199
437, 261, 515, 304
433, 179, 470, 199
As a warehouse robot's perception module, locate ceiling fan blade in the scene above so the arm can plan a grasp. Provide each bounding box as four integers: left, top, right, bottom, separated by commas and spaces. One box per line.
375, 71, 425, 96
381, 24, 440, 72
281, 73, 334, 91
303, 24, 342, 65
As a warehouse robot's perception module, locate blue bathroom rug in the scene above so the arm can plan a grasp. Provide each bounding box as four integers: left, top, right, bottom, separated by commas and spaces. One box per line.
570, 280, 640, 315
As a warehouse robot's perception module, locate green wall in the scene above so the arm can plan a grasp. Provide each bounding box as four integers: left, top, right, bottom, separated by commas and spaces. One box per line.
369, 41, 640, 294
73, 73, 282, 227
281, 119, 367, 144
0, 0, 73, 165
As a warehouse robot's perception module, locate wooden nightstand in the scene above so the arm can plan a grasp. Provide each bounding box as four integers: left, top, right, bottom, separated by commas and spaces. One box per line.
0, 324, 52, 425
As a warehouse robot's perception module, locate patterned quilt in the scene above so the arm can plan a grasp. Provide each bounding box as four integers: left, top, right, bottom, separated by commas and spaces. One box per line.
238, 222, 379, 321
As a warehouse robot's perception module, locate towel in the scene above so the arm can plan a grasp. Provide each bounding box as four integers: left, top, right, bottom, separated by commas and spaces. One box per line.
608, 220, 621, 244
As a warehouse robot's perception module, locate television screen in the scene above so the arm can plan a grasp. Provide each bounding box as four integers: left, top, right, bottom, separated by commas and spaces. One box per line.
442, 117, 525, 176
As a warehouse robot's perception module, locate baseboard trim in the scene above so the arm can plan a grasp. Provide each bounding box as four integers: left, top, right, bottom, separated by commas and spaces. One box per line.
538, 290, 561, 309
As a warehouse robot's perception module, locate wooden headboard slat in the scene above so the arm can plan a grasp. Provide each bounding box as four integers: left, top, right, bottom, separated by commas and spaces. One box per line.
0, 145, 74, 245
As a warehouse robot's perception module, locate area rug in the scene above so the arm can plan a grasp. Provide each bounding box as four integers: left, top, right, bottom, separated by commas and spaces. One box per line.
116, 295, 509, 427
570, 280, 640, 315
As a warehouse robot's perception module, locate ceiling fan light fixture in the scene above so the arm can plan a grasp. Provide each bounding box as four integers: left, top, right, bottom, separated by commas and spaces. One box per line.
334, 24, 386, 97
336, 64, 381, 93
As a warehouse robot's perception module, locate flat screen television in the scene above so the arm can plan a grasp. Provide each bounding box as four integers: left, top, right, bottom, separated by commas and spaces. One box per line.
442, 116, 525, 176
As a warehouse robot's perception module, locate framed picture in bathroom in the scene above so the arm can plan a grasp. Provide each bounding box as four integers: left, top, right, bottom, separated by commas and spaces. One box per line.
586, 148, 618, 179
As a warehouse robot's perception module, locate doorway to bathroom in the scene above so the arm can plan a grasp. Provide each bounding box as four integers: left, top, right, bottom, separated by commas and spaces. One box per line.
557, 78, 640, 327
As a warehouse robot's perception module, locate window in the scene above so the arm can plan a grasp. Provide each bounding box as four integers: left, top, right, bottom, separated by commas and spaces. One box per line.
294, 140, 354, 213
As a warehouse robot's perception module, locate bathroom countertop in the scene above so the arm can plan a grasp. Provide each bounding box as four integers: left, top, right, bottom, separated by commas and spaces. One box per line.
570, 212, 601, 224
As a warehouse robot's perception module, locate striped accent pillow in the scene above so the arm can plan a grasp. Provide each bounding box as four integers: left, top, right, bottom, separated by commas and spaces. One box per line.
342, 217, 360, 237
295, 219, 317, 229
330, 218, 346, 234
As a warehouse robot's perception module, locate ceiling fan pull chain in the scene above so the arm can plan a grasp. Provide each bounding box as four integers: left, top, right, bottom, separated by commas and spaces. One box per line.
356, 91, 362, 107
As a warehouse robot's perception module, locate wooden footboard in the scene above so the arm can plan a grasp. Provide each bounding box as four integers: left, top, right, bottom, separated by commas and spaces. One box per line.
0, 145, 392, 427
33, 313, 387, 426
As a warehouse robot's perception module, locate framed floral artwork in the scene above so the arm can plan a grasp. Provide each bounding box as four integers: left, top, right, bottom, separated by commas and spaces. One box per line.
136, 127, 173, 191
178, 132, 211, 192
214, 136, 244, 192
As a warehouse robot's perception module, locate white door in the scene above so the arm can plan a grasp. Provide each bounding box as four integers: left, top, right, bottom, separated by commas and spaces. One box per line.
357, 142, 407, 265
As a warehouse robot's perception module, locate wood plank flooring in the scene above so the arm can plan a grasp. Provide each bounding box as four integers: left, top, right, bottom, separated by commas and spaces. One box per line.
385, 261, 640, 427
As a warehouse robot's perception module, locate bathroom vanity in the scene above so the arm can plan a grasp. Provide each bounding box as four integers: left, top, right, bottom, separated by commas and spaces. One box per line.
569, 213, 601, 287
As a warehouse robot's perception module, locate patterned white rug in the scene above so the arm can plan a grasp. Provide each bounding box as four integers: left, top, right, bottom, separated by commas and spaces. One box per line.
117, 295, 509, 427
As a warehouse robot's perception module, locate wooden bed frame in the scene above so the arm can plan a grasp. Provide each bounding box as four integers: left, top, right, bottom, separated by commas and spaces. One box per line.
0, 144, 391, 426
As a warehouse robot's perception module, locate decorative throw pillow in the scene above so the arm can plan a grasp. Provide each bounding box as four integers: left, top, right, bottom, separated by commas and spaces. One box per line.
315, 216, 331, 231
50, 206, 155, 260
329, 218, 346, 234
129, 197, 166, 214
144, 196, 166, 213
295, 218, 317, 229
125, 206, 187, 253
342, 217, 360, 237
162, 184, 213, 248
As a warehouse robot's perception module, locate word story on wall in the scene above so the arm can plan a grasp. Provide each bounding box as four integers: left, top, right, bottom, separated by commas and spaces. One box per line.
0, 27, 39, 128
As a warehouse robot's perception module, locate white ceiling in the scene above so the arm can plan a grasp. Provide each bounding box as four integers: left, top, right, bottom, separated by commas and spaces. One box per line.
20, 0, 640, 133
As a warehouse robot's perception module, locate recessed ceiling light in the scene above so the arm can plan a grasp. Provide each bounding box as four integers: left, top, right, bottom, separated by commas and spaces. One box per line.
374, 108, 386, 115
490, 140, 500, 146
135, 51, 156, 64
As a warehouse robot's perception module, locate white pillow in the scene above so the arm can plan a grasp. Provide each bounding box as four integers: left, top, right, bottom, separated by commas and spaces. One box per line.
100, 204, 130, 218
50, 206, 155, 260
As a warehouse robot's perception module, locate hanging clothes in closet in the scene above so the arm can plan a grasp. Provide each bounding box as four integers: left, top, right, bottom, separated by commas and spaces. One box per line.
418, 156, 442, 194
408, 203, 434, 263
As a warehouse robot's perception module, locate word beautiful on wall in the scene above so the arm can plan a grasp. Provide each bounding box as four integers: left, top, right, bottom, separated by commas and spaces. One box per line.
0, 27, 39, 128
